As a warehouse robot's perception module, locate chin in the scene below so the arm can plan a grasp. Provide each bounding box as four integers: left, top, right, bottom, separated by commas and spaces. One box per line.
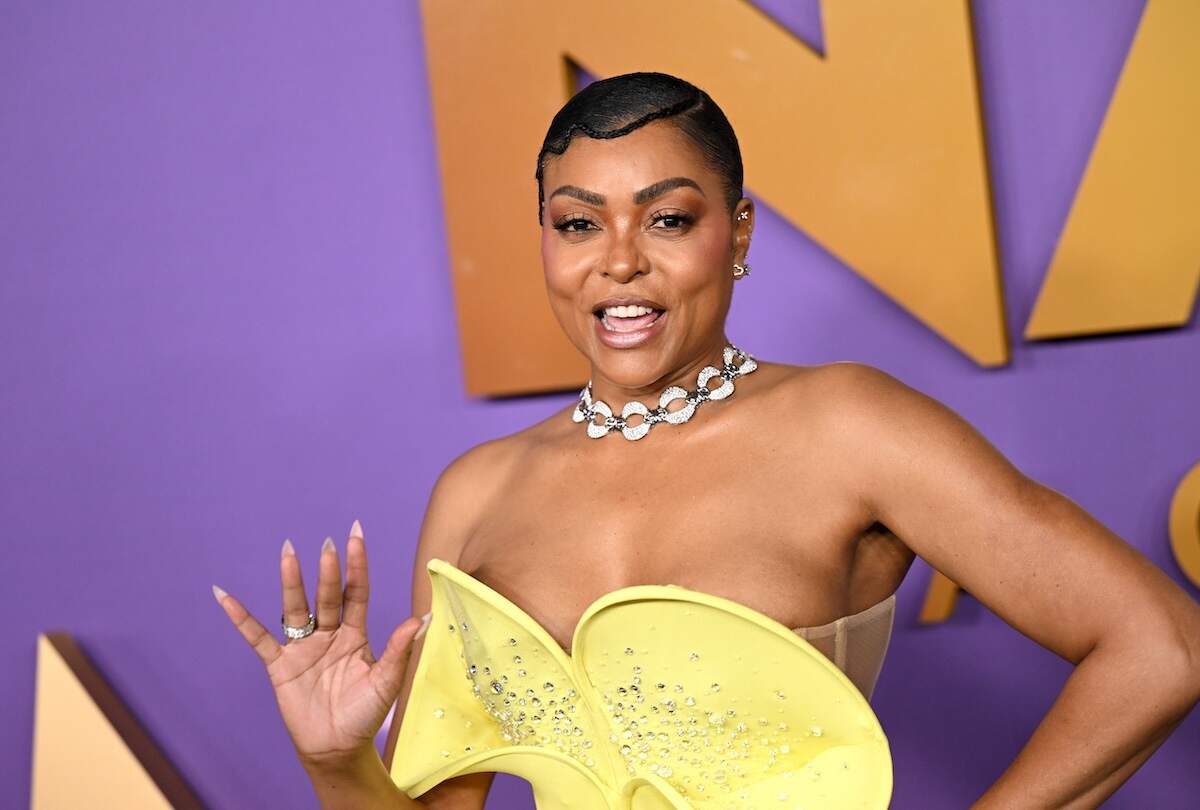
587, 344, 677, 388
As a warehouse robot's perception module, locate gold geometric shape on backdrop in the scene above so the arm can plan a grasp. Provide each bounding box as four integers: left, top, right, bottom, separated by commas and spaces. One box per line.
1025, 0, 1200, 339
420, 0, 1008, 396
1168, 461, 1200, 589
31, 633, 204, 810
919, 569, 963, 625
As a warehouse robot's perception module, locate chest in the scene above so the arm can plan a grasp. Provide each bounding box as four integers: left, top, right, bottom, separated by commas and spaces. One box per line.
457, 425, 892, 652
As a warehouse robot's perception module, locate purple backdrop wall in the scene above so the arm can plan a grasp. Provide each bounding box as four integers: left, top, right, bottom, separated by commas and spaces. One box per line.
3, 1, 1196, 807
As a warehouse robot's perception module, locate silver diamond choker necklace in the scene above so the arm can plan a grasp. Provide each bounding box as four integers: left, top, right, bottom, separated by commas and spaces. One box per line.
572, 344, 759, 441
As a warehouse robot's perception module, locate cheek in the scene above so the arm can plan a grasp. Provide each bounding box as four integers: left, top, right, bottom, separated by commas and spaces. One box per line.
672, 226, 732, 293
540, 232, 584, 301
542, 231, 592, 282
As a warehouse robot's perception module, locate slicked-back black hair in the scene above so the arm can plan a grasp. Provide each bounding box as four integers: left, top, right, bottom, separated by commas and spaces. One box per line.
535, 71, 743, 224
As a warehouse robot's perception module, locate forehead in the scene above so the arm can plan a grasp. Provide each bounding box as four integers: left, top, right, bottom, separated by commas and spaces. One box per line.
541, 119, 717, 195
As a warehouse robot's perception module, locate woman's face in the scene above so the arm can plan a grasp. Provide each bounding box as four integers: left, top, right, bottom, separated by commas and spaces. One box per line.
539, 119, 751, 391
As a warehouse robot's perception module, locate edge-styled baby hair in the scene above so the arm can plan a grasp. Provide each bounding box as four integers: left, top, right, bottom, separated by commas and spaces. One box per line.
535, 71, 744, 224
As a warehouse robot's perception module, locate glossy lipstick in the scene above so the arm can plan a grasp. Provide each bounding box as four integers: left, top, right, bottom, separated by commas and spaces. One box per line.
592, 297, 667, 349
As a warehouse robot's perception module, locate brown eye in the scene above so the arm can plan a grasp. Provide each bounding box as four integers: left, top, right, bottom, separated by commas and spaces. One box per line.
650, 212, 693, 230
554, 216, 595, 233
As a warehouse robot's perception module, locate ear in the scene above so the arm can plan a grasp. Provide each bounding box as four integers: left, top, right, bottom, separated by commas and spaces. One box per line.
732, 198, 754, 264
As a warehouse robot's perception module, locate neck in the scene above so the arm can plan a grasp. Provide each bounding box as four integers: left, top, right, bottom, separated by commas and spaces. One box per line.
587, 334, 731, 407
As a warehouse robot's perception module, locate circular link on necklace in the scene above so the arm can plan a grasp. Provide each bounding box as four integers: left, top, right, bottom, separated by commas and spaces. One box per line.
571, 344, 758, 441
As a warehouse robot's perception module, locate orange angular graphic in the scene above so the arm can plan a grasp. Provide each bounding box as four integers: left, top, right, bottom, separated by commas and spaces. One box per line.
31, 633, 204, 810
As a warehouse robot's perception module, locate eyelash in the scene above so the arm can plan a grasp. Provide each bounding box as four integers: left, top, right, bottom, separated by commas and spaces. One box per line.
553, 212, 694, 233
651, 212, 693, 230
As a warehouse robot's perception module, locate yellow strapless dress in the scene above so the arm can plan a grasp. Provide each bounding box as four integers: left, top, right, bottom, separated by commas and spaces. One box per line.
390, 559, 892, 809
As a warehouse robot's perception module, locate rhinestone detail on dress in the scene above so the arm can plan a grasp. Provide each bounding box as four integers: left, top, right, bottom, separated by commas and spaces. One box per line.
392, 560, 893, 809
444, 586, 881, 808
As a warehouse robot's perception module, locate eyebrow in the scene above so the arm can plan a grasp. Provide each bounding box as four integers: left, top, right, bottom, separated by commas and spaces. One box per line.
548, 176, 705, 207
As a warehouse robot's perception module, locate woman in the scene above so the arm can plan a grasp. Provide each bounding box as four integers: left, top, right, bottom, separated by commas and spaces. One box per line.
214, 72, 1200, 808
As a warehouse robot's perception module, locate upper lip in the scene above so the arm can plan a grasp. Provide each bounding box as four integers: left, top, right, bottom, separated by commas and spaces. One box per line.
592, 295, 667, 313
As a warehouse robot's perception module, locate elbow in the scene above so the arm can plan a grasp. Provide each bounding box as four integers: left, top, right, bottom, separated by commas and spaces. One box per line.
1184, 639, 1200, 706
1137, 640, 1200, 717
1149, 615, 1200, 708
1173, 654, 1200, 713
1176, 644, 1200, 705
1176, 602, 1200, 701
1099, 610, 1200, 710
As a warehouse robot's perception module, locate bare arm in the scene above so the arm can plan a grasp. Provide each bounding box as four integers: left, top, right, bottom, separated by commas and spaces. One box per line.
381, 441, 514, 809
302, 744, 425, 810
824, 362, 1200, 808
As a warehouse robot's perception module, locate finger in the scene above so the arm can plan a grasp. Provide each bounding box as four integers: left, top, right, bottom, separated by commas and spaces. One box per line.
341, 519, 369, 631
370, 615, 426, 706
213, 584, 282, 667
280, 539, 312, 634
315, 536, 343, 632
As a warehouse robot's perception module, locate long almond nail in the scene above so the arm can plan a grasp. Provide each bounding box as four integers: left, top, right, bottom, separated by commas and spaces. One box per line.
281, 539, 295, 559
321, 536, 336, 554
414, 611, 432, 640
212, 584, 228, 604
350, 519, 363, 539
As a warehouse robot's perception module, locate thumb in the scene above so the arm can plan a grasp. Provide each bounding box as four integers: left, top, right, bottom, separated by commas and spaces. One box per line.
371, 612, 430, 704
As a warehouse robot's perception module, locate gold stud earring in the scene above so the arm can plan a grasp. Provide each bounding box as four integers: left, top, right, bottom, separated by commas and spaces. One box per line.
732, 262, 751, 280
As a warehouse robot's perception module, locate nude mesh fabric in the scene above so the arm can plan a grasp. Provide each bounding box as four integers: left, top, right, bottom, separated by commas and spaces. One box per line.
792, 593, 897, 701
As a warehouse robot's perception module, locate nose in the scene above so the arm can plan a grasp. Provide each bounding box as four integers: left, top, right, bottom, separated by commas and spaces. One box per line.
601, 228, 647, 283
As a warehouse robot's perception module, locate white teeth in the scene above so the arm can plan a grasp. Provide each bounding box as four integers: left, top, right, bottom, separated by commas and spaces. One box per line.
603, 304, 655, 318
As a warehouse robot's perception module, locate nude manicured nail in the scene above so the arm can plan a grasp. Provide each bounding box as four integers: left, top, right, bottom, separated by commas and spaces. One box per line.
321, 536, 336, 554
414, 611, 432, 640
281, 538, 295, 558
211, 584, 228, 604
350, 519, 363, 539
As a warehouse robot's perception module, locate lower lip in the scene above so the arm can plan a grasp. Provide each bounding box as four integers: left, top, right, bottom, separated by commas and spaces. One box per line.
593, 310, 668, 349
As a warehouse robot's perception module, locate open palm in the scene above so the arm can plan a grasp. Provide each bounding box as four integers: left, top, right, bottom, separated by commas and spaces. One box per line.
213, 521, 425, 765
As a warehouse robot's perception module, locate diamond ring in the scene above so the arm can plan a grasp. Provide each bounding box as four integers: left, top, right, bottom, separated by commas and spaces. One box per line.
281, 612, 317, 640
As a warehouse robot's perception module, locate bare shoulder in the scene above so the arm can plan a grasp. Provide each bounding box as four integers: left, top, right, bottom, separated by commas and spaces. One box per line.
414, 411, 564, 566
757, 359, 1007, 491
770, 359, 963, 434
773, 359, 913, 405
756, 359, 932, 428
422, 436, 523, 546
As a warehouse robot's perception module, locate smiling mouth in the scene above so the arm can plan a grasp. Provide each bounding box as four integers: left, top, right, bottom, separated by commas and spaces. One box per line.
594, 304, 666, 333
